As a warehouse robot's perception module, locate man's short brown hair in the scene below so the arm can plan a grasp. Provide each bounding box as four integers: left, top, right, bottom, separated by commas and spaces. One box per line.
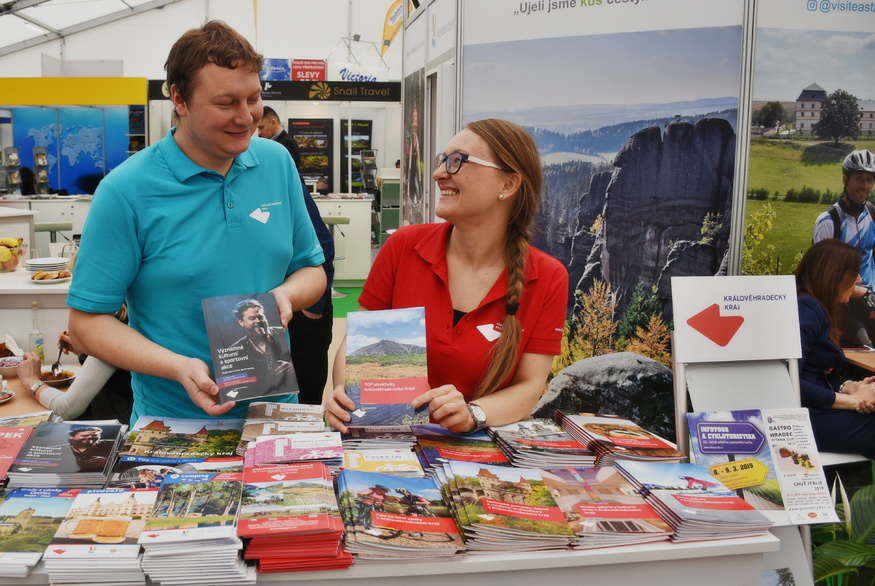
165, 20, 263, 103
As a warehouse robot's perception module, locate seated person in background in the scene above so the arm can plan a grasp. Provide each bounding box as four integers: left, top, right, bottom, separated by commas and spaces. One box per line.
795, 239, 875, 459
17, 306, 133, 421
324, 119, 568, 434
316, 177, 330, 196
18, 167, 36, 195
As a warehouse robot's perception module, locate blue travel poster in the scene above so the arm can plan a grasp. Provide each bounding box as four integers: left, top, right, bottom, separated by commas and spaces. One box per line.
103, 106, 129, 175
58, 108, 104, 195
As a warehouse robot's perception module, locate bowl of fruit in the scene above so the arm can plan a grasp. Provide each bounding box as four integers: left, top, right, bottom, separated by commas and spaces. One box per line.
0, 238, 27, 272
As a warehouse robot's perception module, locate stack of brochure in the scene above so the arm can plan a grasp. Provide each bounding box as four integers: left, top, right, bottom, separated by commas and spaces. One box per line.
557, 412, 685, 466
8, 420, 126, 488
0, 487, 78, 578
539, 466, 672, 549
42, 487, 159, 585
487, 418, 596, 468
249, 431, 343, 471
341, 426, 418, 451
336, 469, 465, 562
0, 426, 33, 484
239, 462, 351, 573
106, 416, 245, 489
138, 472, 255, 585
435, 461, 575, 552
615, 460, 774, 542
236, 402, 326, 455
342, 448, 425, 477
414, 429, 510, 477
0, 409, 58, 428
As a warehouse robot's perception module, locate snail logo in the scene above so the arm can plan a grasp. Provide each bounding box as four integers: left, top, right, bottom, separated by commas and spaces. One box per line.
309, 82, 332, 100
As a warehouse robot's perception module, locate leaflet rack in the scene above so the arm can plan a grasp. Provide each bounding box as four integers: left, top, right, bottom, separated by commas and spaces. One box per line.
4, 146, 20, 195
33, 147, 49, 195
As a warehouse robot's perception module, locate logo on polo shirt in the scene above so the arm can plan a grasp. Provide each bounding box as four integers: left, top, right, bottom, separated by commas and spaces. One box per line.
250, 208, 270, 224
477, 323, 502, 342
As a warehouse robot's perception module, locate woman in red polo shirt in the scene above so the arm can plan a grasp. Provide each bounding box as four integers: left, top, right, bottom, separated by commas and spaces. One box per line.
324, 119, 569, 434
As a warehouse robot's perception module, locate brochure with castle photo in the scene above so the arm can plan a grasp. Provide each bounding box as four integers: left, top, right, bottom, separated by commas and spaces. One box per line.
42, 487, 159, 584
202, 292, 299, 403
539, 466, 672, 548
118, 416, 244, 461
344, 308, 429, 427
439, 460, 575, 551
0, 487, 79, 577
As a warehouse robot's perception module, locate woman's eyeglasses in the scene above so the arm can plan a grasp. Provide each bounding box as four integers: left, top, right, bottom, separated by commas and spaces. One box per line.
435, 151, 506, 174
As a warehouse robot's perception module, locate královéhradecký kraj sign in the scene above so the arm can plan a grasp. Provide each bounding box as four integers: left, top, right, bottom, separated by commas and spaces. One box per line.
671, 275, 800, 363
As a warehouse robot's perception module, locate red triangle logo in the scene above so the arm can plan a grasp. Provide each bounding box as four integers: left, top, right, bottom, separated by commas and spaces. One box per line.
687, 304, 744, 347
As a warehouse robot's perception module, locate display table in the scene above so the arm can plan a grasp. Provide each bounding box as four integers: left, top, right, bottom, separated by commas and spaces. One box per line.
0, 269, 71, 356
0, 376, 47, 416
1, 533, 778, 585
844, 349, 875, 373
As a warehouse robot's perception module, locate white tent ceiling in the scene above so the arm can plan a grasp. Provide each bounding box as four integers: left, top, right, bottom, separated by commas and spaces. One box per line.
0, 0, 182, 58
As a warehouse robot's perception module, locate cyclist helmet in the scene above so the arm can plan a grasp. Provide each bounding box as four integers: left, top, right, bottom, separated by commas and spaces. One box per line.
374, 485, 389, 492
842, 150, 875, 177
396, 488, 410, 494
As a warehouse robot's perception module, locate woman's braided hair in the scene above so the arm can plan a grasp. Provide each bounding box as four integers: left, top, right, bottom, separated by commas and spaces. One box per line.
466, 119, 542, 399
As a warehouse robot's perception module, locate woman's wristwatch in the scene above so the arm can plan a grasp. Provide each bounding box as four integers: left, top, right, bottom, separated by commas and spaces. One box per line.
29, 381, 46, 394
467, 402, 488, 432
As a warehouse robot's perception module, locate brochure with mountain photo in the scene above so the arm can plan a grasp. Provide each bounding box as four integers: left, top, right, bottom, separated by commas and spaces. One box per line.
344, 308, 429, 427
202, 292, 299, 403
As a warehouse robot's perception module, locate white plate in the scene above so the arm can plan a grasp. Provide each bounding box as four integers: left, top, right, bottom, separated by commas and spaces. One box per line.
40, 363, 80, 387
30, 276, 71, 285
0, 392, 13, 404
27, 257, 68, 266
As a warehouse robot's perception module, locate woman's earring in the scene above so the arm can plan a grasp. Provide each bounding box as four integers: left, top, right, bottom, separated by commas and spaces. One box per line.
498, 193, 505, 200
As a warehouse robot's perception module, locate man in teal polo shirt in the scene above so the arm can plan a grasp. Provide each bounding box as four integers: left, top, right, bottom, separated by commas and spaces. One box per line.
67, 21, 326, 422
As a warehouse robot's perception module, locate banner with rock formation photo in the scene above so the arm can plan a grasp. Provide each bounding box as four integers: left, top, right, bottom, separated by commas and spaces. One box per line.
459, 0, 746, 440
